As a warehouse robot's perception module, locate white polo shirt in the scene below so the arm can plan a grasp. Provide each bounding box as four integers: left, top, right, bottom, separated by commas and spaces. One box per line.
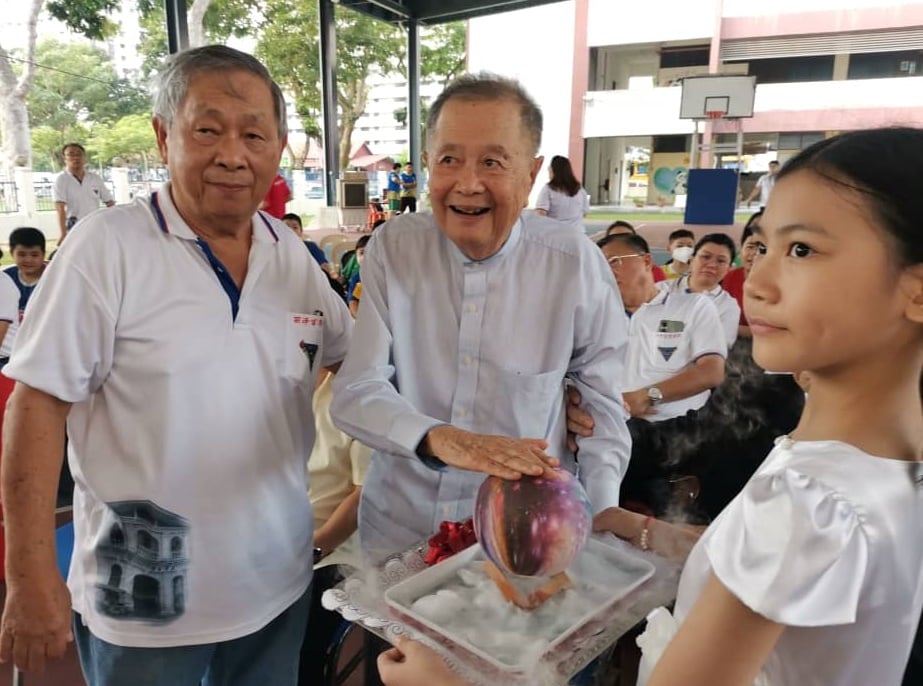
623, 289, 726, 421
4, 183, 353, 648
660, 276, 740, 348
0, 272, 20, 356
52, 170, 114, 220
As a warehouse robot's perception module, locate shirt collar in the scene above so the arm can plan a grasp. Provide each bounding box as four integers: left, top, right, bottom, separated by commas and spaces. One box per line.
150, 182, 279, 244
677, 273, 722, 296
445, 215, 523, 267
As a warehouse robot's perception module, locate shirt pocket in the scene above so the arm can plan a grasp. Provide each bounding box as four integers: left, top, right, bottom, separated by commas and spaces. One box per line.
283, 312, 324, 383
650, 329, 687, 373
491, 366, 565, 439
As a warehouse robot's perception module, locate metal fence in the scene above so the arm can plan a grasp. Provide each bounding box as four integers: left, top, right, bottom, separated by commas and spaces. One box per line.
34, 178, 55, 211
0, 174, 17, 213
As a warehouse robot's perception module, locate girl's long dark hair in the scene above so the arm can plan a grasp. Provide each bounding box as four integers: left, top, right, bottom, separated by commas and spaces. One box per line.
548, 155, 581, 197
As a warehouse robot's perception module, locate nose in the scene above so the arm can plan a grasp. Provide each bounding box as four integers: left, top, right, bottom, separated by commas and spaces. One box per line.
454, 162, 485, 194
214, 134, 248, 170
744, 250, 778, 305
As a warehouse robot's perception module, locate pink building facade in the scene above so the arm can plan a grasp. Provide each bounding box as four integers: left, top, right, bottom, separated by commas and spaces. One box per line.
570, 0, 923, 206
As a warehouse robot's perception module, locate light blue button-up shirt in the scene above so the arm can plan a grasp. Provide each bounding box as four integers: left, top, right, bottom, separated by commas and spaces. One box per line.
331, 211, 632, 559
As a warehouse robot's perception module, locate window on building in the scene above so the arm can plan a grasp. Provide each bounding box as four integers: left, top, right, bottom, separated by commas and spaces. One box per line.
653, 135, 689, 153
660, 46, 710, 69
848, 50, 922, 79
728, 55, 835, 84
778, 132, 825, 150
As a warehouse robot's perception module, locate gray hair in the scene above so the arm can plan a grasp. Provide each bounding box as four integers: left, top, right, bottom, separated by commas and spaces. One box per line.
152, 45, 287, 139
426, 72, 543, 155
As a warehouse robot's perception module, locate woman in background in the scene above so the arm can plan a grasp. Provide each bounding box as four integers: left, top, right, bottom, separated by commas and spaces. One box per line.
535, 155, 590, 230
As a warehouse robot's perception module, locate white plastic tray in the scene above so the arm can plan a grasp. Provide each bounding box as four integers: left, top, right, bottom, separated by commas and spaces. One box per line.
384, 538, 655, 673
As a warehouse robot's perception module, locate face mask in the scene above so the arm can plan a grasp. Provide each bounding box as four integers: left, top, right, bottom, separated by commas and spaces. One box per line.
672, 246, 694, 264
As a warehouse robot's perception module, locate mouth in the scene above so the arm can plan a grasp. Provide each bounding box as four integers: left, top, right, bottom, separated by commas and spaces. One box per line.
210, 181, 250, 191
747, 317, 786, 335
449, 205, 490, 217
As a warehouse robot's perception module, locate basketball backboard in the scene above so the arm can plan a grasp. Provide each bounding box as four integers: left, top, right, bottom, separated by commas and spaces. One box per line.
679, 75, 757, 120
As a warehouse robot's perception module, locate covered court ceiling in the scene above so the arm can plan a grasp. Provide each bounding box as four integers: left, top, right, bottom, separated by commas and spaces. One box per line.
336, 0, 566, 25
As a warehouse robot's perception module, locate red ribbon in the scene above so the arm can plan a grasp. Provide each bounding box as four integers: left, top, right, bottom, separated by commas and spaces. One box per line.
424, 518, 477, 566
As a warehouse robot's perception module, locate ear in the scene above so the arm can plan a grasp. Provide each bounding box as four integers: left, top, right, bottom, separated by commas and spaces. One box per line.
643, 253, 654, 271
900, 264, 923, 325
152, 116, 169, 165
528, 155, 544, 187
422, 150, 429, 171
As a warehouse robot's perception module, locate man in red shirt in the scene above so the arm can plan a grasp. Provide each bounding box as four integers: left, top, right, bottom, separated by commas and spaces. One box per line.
261, 172, 291, 218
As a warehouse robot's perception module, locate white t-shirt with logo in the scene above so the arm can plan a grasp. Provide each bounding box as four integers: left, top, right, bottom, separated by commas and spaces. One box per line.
4, 184, 353, 648
660, 276, 740, 349
52, 170, 114, 220
623, 289, 726, 421
0, 272, 20, 356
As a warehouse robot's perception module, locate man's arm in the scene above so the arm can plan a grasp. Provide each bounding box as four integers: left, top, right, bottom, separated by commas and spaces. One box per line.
54, 202, 67, 242
313, 486, 362, 556
623, 353, 724, 418
0, 384, 74, 672
745, 177, 763, 205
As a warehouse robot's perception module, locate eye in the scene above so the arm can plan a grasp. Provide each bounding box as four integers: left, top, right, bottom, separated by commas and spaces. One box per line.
438, 155, 456, 164
787, 242, 814, 258
755, 242, 767, 256
484, 158, 500, 167
195, 127, 218, 136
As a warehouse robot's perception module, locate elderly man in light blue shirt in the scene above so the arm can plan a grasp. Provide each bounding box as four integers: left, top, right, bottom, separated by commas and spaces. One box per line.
331, 73, 632, 560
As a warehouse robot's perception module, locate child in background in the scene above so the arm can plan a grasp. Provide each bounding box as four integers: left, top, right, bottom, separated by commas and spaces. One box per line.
347, 234, 370, 318
660, 228, 695, 280
375, 127, 923, 686
0, 226, 47, 364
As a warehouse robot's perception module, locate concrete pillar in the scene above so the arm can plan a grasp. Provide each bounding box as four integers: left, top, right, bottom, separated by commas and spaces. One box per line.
833, 54, 850, 81
13, 168, 34, 217
111, 167, 131, 204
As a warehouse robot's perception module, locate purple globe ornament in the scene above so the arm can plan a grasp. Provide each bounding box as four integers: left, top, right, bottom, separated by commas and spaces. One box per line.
474, 469, 593, 578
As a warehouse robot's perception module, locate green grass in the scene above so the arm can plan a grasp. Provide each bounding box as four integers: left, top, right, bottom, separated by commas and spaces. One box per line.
587, 211, 755, 223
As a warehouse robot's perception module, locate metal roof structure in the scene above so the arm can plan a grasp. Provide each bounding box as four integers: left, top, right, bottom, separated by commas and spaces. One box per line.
336, 0, 565, 25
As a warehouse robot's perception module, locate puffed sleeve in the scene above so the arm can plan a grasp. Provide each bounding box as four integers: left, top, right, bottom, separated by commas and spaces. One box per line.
705, 467, 869, 627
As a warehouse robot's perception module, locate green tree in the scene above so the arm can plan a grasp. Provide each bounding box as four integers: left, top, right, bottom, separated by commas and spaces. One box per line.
1, 0, 135, 168
0, 0, 42, 167
258, 2, 405, 170
136, 0, 262, 77
28, 39, 149, 135
46, 0, 118, 40
257, 5, 466, 171
88, 113, 158, 170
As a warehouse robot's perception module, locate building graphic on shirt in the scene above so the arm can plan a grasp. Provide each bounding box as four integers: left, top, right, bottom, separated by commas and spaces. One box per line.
95, 500, 189, 622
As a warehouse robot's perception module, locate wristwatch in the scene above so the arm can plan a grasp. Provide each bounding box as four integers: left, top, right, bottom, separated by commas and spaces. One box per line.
646, 386, 663, 406
313, 547, 327, 564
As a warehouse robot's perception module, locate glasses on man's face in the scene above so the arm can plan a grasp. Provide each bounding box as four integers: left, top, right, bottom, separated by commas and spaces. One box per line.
606, 253, 645, 269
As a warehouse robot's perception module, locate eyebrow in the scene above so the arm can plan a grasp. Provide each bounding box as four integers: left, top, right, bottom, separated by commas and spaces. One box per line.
757, 223, 832, 239
194, 108, 267, 124
435, 143, 512, 158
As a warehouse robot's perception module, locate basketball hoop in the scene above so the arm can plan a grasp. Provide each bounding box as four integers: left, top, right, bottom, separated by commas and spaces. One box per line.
706, 110, 725, 120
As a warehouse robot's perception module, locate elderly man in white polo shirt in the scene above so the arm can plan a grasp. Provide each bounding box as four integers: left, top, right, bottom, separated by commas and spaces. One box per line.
597, 232, 726, 421
53, 143, 115, 243
0, 46, 352, 685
